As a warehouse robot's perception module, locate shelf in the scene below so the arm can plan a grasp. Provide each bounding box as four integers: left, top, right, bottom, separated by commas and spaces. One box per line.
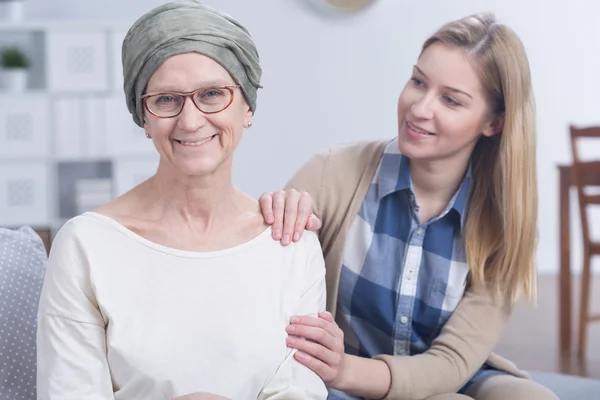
0, 19, 130, 32
0, 18, 158, 231
0, 89, 47, 96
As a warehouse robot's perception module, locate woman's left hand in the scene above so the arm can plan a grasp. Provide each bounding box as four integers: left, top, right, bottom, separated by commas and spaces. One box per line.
285, 311, 346, 387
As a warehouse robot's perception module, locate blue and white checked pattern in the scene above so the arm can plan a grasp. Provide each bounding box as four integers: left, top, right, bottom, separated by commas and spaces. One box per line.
329, 138, 472, 399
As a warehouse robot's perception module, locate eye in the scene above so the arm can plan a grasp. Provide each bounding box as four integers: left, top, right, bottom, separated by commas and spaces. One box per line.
156, 94, 178, 104
411, 77, 426, 88
200, 89, 226, 99
443, 95, 461, 107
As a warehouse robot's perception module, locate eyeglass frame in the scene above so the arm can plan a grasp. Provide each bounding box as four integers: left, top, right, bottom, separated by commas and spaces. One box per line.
141, 85, 241, 118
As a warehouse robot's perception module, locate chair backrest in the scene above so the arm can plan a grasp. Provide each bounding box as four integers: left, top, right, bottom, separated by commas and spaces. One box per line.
569, 125, 600, 245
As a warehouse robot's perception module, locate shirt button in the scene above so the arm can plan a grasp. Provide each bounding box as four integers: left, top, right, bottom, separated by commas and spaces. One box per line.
416, 227, 424, 235
400, 316, 408, 324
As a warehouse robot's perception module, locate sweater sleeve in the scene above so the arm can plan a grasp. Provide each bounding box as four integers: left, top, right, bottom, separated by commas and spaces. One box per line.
258, 233, 328, 399
36, 221, 115, 400
374, 283, 513, 400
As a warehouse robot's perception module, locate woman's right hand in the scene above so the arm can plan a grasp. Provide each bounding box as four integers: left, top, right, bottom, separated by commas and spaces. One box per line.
259, 189, 322, 246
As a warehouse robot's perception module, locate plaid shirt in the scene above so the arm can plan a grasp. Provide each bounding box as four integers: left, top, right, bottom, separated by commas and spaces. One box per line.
329, 138, 472, 399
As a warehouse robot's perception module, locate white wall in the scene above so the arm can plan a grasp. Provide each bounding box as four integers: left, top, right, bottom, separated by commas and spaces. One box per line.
18, 0, 600, 274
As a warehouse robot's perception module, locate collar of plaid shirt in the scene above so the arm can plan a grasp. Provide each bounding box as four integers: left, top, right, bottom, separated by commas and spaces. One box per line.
376, 138, 472, 229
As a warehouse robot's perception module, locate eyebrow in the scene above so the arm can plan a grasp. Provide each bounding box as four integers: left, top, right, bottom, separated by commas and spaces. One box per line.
413, 65, 473, 99
147, 80, 235, 93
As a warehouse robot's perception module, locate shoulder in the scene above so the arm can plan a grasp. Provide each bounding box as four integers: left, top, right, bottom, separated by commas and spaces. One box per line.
296, 230, 322, 252
321, 139, 389, 182
306, 139, 388, 171
292, 231, 325, 273
272, 230, 323, 264
328, 139, 389, 160
50, 213, 118, 256
55, 213, 109, 238
313, 139, 389, 207
300, 139, 388, 169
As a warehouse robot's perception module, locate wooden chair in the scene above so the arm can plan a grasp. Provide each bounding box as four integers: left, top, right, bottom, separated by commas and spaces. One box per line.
569, 125, 600, 356
34, 228, 52, 255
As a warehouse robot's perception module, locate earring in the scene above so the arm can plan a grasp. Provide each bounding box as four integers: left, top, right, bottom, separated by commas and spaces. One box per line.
145, 133, 151, 139
245, 122, 252, 128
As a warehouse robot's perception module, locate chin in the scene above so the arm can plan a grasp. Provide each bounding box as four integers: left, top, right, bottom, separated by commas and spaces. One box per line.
397, 139, 437, 161
176, 160, 220, 177
397, 138, 417, 158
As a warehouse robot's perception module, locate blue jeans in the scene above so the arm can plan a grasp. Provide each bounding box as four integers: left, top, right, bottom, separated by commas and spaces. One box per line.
458, 364, 506, 394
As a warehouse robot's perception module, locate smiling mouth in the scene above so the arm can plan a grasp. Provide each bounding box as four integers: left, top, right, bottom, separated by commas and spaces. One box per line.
175, 134, 218, 146
407, 121, 435, 136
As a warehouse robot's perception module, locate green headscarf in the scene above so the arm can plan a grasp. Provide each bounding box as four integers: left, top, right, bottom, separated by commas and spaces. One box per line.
122, 0, 262, 127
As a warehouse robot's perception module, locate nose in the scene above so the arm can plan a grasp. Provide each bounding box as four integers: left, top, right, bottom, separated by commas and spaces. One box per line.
177, 97, 208, 132
410, 92, 435, 120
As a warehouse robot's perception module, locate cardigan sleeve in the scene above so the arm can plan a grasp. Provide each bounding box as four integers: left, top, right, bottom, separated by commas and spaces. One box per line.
284, 148, 330, 222
374, 283, 514, 400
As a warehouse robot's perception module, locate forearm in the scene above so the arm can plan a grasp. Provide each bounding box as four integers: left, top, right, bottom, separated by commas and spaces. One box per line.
370, 285, 514, 399
334, 354, 391, 400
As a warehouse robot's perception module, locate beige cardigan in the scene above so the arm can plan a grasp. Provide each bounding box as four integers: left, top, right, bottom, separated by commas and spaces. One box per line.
285, 140, 527, 400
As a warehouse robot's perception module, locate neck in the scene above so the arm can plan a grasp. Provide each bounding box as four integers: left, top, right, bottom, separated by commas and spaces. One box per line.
141, 160, 255, 233
409, 155, 470, 208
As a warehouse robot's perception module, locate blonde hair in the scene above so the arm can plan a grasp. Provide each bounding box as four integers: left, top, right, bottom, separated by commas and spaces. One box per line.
421, 13, 537, 304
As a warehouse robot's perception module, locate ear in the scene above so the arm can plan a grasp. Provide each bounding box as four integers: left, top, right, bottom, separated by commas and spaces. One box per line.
244, 106, 254, 129
143, 118, 151, 139
482, 112, 505, 137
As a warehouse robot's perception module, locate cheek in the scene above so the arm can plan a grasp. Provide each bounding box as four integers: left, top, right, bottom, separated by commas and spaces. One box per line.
215, 116, 241, 134
439, 111, 484, 140
397, 86, 419, 116
397, 94, 408, 118
146, 117, 175, 137
216, 107, 246, 136
212, 117, 243, 149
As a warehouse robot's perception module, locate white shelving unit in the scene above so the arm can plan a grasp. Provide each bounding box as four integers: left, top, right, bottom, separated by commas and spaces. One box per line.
0, 20, 159, 234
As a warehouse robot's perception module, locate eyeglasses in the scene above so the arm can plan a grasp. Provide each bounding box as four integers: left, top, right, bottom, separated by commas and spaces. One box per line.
142, 85, 240, 118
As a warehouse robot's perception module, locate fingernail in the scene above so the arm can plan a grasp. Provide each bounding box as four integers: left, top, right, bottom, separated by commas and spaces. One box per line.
290, 316, 299, 323
287, 325, 296, 332
293, 232, 300, 241
275, 229, 281, 239
296, 351, 306, 359
283, 234, 290, 245
286, 337, 296, 345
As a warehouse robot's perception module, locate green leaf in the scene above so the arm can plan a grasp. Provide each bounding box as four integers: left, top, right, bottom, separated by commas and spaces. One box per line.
1, 47, 30, 69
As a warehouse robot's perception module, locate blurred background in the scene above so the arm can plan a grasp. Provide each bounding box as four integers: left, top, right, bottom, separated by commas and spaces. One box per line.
0, 0, 599, 387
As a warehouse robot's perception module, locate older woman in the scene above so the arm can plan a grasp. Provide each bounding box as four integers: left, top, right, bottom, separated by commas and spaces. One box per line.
35, 1, 327, 399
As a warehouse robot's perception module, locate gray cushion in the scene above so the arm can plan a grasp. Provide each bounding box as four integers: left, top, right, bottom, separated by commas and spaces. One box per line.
530, 371, 600, 400
0, 226, 47, 400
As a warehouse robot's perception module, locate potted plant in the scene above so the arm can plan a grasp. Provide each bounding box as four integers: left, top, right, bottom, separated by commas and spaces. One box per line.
1, 46, 30, 92
0, 0, 25, 22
